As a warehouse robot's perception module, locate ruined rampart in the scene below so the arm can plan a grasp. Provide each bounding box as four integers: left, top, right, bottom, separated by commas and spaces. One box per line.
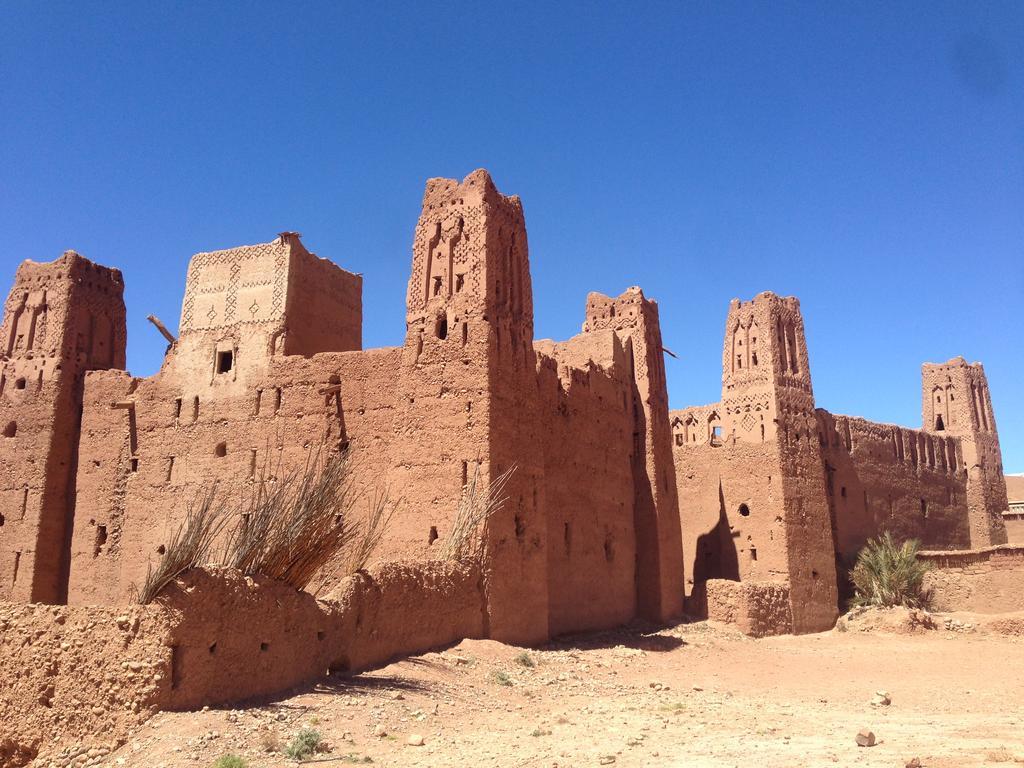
1, 560, 485, 767
919, 545, 1024, 614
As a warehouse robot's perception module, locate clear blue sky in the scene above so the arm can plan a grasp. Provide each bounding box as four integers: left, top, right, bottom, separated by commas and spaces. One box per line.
2, 3, 1021, 470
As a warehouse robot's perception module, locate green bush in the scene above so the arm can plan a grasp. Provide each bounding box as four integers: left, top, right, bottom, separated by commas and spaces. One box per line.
850, 532, 930, 609
213, 756, 248, 768
285, 728, 324, 760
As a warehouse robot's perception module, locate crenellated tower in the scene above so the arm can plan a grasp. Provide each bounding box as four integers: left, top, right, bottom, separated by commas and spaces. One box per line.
583, 288, 685, 621
922, 357, 1008, 546
0, 251, 125, 602
718, 292, 837, 632
721, 292, 815, 444
392, 169, 547, 644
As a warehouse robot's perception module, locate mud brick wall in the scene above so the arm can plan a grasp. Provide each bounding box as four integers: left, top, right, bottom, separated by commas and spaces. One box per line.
0, 603, 174, 768
2, 560, 490, 766
920, 545, 1024, 613
691, 578, 792, 637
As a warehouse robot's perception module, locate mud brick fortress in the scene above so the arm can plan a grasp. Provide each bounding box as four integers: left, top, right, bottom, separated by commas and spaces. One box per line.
0, 169, 1015, 662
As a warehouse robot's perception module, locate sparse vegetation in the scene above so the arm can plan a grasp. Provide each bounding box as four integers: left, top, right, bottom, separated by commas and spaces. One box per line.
850, 532, 931, 609
439, 464, 516, 562
259, 730, 281, 753
223, 450, 356, 591
491, 669, 513, 687
513, 651, 535, 668
133, 489, 226, 604
285, 727, 325, 760
342, 488, 397, 575
212, 756, 248, 768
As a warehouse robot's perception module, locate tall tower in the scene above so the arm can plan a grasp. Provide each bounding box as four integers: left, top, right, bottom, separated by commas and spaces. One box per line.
391, 169, 547, 644
718, 292, 837, 633
583, 288, 685, 621
0, 251, 126, 602
922, 357, 1008, 546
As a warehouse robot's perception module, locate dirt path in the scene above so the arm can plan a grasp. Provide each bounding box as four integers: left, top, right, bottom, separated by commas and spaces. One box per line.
64, 616, 1024, 768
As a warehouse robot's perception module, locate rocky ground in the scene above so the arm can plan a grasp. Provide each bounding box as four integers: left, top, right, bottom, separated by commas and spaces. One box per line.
38, 610, 1024, 768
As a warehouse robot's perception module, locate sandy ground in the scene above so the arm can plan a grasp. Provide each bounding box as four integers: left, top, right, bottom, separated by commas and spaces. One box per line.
80, 613, 1024, 768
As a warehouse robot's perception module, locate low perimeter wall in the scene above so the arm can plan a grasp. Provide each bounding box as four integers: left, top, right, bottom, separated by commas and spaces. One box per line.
920, 545, 1024, 614
0, 560, 484, 768
688, 579, 793, 637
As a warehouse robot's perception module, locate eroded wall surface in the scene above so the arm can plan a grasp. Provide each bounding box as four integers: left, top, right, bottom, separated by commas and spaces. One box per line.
818, 411, 972, 570
0, 561, 487, 768
920, 545, 1024, 613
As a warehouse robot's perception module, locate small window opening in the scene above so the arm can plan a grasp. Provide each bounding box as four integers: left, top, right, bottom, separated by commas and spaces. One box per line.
935, 414, 945, 431
214, 442, 227, 458
455, 273, 465, 292
166, 457, 175, 482
461, 460, 469, 488
436, 315, 448, 340
12, 551, 21, 583
216, 349, 233, 374
173, 398, 182, 419
433, 276, 443, 296
14, 378, 26, 390
130, 458, 138, 473
604, 536, 614, 562
738, 503, 750, 517
736, 355, 743, 369
274, 388, 282, 414
3, 422, 16, 438
563, 522, 571, 554
428, 526, 438, 544
157, 544, 166, 555
921, 498, 928, 519
208, 643, 217, 655
260, 642, 269, 652
317, 631, 325, 641
0, 513, 5, 527
750, 546, 757, 561
752, 352, 758, 366
192, 396, 200, 422
461, 321, 468, 346
840, 486, 846, 498
514, 515, 526, 541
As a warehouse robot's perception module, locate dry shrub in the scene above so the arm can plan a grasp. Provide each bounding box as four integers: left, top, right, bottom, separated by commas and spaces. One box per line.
439, 464, 515, 562
343, 487, 397, 573
133, 489, 226, 604
851, 532, 931, 609
222, 449, 356, 590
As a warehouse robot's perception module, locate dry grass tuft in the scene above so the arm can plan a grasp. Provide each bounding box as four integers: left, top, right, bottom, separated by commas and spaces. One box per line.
438, 463, 515, 562
133, 489, 226, 604
343, 487, 398, 574
222, 449, 356, 590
